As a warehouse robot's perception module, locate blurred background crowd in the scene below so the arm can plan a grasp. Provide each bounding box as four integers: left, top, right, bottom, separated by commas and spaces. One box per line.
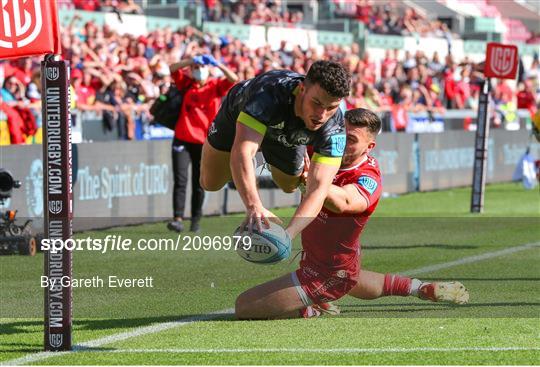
1, 0, 539, 144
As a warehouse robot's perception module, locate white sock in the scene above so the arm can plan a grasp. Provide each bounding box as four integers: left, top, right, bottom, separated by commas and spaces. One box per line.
305, 306, 321, 318
409, 278, 423, 297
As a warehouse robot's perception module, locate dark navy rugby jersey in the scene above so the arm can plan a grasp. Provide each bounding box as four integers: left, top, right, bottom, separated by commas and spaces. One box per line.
221, 70, 346, 161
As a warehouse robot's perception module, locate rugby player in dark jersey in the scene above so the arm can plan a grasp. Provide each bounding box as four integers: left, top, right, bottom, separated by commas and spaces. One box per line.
200, 61, 351, 238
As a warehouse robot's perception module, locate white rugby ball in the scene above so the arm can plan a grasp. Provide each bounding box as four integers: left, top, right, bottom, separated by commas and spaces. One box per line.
235, 222, 291, 264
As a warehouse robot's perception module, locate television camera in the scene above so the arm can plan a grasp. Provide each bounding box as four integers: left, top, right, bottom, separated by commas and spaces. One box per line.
0, 169, 38, 256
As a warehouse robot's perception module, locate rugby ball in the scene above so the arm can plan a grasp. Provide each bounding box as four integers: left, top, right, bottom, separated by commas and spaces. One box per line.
235, 222, 291, 264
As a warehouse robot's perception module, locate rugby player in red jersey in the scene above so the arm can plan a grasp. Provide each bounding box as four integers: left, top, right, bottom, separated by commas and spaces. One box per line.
235, 108, 469, 319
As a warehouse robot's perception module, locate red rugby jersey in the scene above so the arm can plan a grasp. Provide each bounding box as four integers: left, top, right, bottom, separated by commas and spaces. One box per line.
301, 155, 382, 273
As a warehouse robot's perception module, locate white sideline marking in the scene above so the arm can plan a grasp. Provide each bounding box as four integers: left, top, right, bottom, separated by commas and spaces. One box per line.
402, 242, 539, 276
1, 308, 234, 366
82, 346, 540, 354
78, 308, 234, 349
3, 242, 539, 366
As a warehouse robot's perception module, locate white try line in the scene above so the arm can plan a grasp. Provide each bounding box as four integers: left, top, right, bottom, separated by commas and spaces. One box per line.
75, 346, 540, 354
1, 308, 234, 366
3, 241, 539, 366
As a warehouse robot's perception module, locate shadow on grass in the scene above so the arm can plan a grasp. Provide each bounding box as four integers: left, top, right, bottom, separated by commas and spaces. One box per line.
0, 312, 234, 353
337, 301, 540, 318
424, 277, 540, 282
342, 301, 540, 308
0, 341, 42, 354
0, 311, 234, 336
0, 320, 42, 336
364, 244, 478, 250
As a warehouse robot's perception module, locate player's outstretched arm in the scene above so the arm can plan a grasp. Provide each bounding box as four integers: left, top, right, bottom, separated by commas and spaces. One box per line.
286, 159, 339, 239
324, 184, 369, 214
231, 123, 282, 232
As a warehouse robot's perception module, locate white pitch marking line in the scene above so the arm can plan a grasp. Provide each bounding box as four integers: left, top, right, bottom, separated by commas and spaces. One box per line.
3, 241, 539, 366
77, 308, 234, 349
1, 308, 234, 366
81, 346, 540, 354
402, 242, 539, 276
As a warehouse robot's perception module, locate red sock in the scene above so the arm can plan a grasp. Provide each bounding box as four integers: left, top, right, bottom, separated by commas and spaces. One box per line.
383, 274, 412, 296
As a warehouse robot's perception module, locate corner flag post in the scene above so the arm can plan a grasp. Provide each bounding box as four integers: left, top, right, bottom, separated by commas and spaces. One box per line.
0, 0, 69, 351
470, 78, 490, 213
470, 42, 519, 213
42, 55, 73, 351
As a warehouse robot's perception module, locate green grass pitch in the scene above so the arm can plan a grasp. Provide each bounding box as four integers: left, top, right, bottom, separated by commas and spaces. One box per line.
1, 182, 539, 365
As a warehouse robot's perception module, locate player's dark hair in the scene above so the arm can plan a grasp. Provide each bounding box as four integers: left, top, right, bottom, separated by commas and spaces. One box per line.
305, 60, 351, 98
345, 108, 381, 137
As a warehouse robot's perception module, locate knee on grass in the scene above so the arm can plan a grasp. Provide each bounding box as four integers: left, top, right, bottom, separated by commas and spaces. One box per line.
235, 293, 257, 320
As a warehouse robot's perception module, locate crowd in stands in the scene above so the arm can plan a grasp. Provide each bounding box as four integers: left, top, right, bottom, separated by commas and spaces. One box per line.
333, 0, 454, 38
1, 9, 539, 144
66, 0, 143, 14
204, 0, 454, 39
69, 0, 453, 39
205, 0, 304, 26
69, 0, 540, 43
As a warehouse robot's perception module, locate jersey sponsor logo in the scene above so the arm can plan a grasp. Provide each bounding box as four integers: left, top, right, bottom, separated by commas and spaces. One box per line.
317, 210, 328, 224
358, 175, 378, 195
291, 130, 310, 145
277, 134, 294, 148
330, 134, 346, 156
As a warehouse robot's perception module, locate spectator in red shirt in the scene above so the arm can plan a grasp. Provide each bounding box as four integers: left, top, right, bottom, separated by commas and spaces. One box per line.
495, 81, 513, 103
167, 54, 238, 233
517, 79, 537, 115
11, 58, 34, 85
73, 0, 100, 11
443, 66, 456, 108
454, 67, 472, 109
378, 81, 394, 110
355, 0, 372, 24
380, 49, 397, 77
72, 69, 97, 108
0, 104, 26, 145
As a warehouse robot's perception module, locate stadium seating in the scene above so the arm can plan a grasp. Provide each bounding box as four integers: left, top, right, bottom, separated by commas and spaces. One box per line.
1, 1, 538, 145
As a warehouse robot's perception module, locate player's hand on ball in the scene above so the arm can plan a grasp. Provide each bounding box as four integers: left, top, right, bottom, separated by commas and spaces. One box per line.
242, 205, 283, 233
235, 221, 292, 264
